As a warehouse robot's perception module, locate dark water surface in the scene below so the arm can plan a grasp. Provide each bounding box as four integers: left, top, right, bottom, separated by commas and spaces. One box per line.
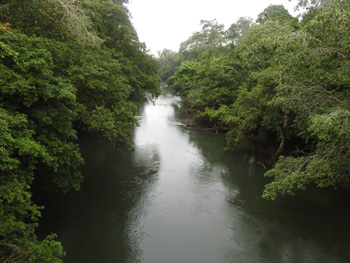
38, 86, 350, 263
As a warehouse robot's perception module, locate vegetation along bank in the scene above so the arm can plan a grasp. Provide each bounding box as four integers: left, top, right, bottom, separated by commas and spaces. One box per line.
0, 0, 160, 261
159, 0, 350, 200
1, 0, 350, 261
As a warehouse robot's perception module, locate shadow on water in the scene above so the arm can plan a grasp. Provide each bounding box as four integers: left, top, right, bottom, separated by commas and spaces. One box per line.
180, 122, 350, 262
38, 85, 350, 263
164, 83, 350, 262
38, 138, 160, 263
37, 102, 161, 263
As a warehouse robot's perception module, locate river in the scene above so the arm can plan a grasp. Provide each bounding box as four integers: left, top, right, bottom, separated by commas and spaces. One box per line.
38, 85, 350, 263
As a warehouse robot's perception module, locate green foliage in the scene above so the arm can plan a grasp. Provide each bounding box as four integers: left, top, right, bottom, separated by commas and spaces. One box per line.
0, 0, 160, 260
262, 156, 311, 200
226, 17, 253, 45
82, 0, 136, 49
67, 48, 136, 143
179, 19, 227, 62
0, 30, 84, 192
167, 61, 200, 96
256, 4, 297, 25
0, 108, 65, 262
263, 108, 350, 200
168, 54, 247, 111
82, 0, 160, 99
216, 20, 295, 146
0, 0, 65, 39
168, 0, 350, 200
157, 49, 180, 81
88, 102, 137, 148
262, 0, 350, 199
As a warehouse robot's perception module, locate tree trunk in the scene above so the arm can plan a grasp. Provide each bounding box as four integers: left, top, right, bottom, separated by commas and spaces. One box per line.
273, 108, 288, 163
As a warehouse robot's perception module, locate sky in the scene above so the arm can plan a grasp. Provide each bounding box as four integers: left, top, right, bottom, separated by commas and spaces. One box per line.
128, 0, 300, 56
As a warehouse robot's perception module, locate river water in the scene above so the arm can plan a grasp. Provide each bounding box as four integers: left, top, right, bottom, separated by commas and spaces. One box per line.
39, 85, 350, 262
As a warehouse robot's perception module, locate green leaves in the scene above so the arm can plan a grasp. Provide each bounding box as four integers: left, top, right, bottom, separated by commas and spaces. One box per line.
88, 103, 137, 147
167, 0, 350, 200
263, 108, 350, 200
256, 4, 297, 25
0, 108, 64, 262
0, 0, 161, 260
226, 17, 253, 45
179, 19, 227, 62
261, 0, 350, 199
157, 49, 179, 82
82, 0, 160, 99
263, 156, 312, 200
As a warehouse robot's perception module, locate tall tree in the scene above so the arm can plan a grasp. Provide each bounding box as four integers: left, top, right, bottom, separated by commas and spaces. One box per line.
0, 24, 66, 262
226, 17, 253, 45
157, 49, 179, 81
256, 4, 296, 24
179, 19, 227, 62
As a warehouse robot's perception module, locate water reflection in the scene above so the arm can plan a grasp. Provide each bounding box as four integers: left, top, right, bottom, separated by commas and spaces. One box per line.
38, 85, 350, 263
38, 108, 161, 262
183, 109, 350, 263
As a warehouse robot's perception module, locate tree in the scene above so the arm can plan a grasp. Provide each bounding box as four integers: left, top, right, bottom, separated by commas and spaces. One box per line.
82, 0, 160, 100
256, 4, 296, 25
226, 17, 253, 45
167, 1, 350, 201
157, 49, 179, 81
179, 19, 227, 62
0, 29, 84, 192
262, 0, 350, 199
0, 24, 65, 262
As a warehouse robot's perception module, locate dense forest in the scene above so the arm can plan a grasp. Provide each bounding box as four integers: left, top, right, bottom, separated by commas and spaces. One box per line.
1, 0, 350, 261
0, 0, 159, 261
159, 0, 350, 200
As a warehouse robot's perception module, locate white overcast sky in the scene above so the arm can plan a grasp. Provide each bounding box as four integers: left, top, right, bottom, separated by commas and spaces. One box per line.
128, 0, 299, 55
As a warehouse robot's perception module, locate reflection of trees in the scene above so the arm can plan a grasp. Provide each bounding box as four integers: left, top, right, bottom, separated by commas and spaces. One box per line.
183, 125, 266, 187
38, 88, 350, 263
183, 121, 350, 262
37, 135, 160, 263
254, 196, 350, 262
